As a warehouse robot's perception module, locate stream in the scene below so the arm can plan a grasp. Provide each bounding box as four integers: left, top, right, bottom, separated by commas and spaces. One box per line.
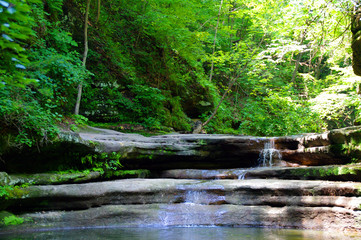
2, 227, 361, 240
2, 137, 361, 238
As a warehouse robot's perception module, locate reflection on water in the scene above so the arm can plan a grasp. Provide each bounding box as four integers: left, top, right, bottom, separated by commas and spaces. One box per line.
1, 227, 360, 240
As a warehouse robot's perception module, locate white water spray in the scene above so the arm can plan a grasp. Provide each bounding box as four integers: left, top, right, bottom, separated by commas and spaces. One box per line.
258, 138, 281, 167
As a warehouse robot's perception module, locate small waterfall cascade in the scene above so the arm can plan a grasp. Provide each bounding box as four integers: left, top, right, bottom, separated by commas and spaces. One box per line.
258, 138, 282, 167
159, 184, 226, 226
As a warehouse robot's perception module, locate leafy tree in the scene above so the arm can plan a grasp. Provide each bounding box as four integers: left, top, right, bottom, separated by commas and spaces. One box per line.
0, 0, 59, 149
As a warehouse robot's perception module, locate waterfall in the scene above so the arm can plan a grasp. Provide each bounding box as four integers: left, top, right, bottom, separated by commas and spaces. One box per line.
158, 184, 226, 226
258, 138, 281, 167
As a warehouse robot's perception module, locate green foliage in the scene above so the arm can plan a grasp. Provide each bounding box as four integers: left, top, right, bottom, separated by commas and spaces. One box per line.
2, 215, 24, 226
0, 0, 359, 161
239, 93, 325, 136
105, 169, 151, 179
0, 186, 13, 199
0, 0, 39, 88
310, 69, 360, 129
81, 152, 123, 174
163, 97, 191, 131
0, 87, 60, 147
45, 0, 64, 17
68, 115, 89, 131
0, 0, 92, 153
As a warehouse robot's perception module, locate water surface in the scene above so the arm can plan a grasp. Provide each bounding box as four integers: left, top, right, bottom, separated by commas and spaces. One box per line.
2, 227, 360, 240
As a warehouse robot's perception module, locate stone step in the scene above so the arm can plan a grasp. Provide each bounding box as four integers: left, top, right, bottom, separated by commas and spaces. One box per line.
59, 126, 360, 169
14, 204, 361, 232
159, 165, 361, 182
3, 179, 361, 212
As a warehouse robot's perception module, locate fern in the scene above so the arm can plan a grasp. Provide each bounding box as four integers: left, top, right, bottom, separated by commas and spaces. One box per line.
46, 0, 63, 15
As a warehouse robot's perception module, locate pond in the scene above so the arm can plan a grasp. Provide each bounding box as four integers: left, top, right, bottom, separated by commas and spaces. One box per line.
1, 227, 360, 240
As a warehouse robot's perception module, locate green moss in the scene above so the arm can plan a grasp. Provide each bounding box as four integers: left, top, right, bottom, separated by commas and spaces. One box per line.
7, 186, 30, 199
338, 166, 358, 175
105, 169, 150, 179
288, 166, 361, 179
0, 186, 13, 199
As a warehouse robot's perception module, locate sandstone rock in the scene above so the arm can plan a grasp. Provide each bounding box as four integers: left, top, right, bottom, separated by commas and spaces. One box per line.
9, 204, 361, 232
8, 172, 102, 186
0, 172, 11, 186
1, 177, 361, 232
4, 126, 361, 173
57, 126, 361, 169
3, 179, 361, 212
159, 164, 361, 182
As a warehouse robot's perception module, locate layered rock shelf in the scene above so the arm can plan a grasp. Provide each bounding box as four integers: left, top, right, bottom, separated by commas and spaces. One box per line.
159, 165, 361, 181
2, 126, 361, 234
2, 179, 361, 232
58, 126, 361, 169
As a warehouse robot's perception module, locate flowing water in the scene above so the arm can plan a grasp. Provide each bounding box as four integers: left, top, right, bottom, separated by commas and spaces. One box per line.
258, 138, 282, 167
3, 138, 361, 239
1, 227, 360, 240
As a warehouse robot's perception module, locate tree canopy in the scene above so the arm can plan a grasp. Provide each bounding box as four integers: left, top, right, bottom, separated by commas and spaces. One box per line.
0, 0, 359, 150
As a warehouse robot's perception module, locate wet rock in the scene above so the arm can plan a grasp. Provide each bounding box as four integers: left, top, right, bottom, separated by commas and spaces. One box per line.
1, 178, 361, 232
8, 202, 361, 232
3, 179, 361, 212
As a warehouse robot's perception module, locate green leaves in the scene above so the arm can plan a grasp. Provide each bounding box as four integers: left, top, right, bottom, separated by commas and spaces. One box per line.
239, 92, 324, 136
0, 0, 37, 88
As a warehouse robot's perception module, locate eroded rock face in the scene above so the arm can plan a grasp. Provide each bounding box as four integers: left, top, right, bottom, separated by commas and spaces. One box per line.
3, 126, 360, 175
3, 179, 361, 212
63, 127, 272, 169
159, 164, 361, 182
2, 127, 361, 233
56, 126, 361, 169
14, 204, 361, 232
1, 179, 361, 232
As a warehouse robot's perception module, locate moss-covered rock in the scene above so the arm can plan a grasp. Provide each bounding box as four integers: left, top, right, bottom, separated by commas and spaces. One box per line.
160, 165, 361, 182
9, 171, 102, 186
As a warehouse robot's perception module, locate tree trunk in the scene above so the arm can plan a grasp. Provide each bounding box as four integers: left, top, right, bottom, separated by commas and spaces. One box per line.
202, 35, 265, 129
291, 29, 307, 84
291, 52, 302, 84
208, 0, 223, 82
96, 0, 101, 23
75, 0, 91, 115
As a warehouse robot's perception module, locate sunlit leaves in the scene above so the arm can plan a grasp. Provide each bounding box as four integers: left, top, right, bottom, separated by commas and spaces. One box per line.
0, 0, 40, 87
